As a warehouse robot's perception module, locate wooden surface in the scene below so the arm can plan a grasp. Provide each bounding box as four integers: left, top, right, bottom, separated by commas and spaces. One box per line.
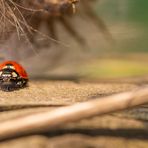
0, 80, 148, 147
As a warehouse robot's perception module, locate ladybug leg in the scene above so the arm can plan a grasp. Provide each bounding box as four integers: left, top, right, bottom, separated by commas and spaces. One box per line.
16, 80, 23, 88
0, 81, 18, 92
16, 79, 28, 88
0, 79, 27, 92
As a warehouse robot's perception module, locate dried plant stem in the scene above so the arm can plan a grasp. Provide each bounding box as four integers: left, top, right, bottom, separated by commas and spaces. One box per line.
0, 86, 148, 140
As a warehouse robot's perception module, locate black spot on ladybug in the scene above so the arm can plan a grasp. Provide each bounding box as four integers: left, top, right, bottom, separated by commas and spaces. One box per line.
0, 61, 28, 92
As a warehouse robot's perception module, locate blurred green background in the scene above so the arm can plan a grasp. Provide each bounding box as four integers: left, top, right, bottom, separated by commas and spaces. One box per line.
97, 0, 148, 52
80, 0, 148, 79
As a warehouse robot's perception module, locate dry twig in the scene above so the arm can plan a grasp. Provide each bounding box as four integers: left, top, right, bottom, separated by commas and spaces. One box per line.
0, 86, 148, 140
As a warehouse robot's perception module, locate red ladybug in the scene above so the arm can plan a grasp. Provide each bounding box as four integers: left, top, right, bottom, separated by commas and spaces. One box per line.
0, 61, 28, 91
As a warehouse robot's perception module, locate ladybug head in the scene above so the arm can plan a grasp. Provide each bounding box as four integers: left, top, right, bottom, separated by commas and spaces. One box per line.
0, 64, 19, 81
0, 64, 20, 91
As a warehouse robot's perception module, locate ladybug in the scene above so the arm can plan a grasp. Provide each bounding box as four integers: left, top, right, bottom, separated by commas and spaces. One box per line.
0, 61, 28, 91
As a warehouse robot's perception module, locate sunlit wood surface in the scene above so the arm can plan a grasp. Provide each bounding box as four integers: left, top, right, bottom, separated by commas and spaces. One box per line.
0, 80, 147, 147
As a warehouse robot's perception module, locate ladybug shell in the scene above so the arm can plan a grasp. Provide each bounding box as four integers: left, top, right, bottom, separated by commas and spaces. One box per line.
0, 61, 28, 79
